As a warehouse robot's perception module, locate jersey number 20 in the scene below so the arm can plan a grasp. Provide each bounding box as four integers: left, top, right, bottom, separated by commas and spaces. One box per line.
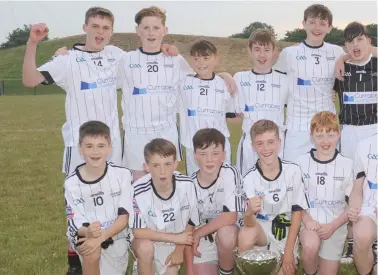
147, 65, 159, 72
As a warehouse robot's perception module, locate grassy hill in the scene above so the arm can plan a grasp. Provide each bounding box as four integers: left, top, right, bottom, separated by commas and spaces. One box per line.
0, 32, 294, 79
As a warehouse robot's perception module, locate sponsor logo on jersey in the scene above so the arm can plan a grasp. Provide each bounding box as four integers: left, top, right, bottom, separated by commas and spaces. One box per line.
303, 173, 311, 179
268, 188, 281, 194
297, 77, 334, 86
240, 82, 251, 86
343, 92, 377, 104
91, 56, 103, 60
356, 70, 366, 74
199, 85, 210, 89
107, 58, 116, 63
326, 56, 336, 61
132, 198, 141, 214
180, 205, 190, 211
65, 205, 74, 220
110, 190, 122, 197
187, 107, 224, 117
296, 56, 307, 60
310, 199, 345, 208
244, 103, 280, 112
311, 53, 321, 58
147, 61, 158, 65
371, 72, 377, 76
368, 153, 378, 159
344, 72, 352, 77
81, 77, 117, 90
316, 172, 328, 176
90, 191, 104, 197
256, 80, 266, 84
183, 85, 193, 90
162, 207, 174, 214
163, 64, 174, 68
333, 176, 345, 181
73, 198, 85, 205
133, 87, 148, 95
215, 89, 225, 93
101, 219, 115, 229
271, 84, 281, 88
368, 180, 377, 190
76, 57, 87, 62
148, 210, 157, 217
129, 63, 142, 68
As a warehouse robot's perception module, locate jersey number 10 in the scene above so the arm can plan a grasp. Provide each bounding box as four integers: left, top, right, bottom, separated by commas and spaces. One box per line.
93, 196, 104, 206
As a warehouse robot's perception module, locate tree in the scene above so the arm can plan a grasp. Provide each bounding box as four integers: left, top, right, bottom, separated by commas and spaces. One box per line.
0, 24, 49, 49
367, 23, 377, 46
282, 28, 306, 43
229, 22, 276, 39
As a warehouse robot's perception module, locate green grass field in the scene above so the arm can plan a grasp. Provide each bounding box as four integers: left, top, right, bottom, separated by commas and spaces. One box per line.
0, 94, 358, 275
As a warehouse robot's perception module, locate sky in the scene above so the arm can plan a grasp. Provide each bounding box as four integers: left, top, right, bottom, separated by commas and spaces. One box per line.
0, 0, 377, 44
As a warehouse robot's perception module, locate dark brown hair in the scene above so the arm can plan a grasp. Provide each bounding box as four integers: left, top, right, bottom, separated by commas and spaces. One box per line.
85, 7, 114, 26
79, 121, 111, 145
304, 4, 333, 25
250, 120, 279, 141
344, 21, 368, 42
144, 138, 177, 162
190, 40, 218, 57
193, 128, 225, 152
248, 29, 276, 50
135, 6, 167, 25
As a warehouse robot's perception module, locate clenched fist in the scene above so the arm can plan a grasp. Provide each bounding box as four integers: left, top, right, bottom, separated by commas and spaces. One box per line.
245, 195, 264, 216
86, 221, 102, 238
29, 23, 49, 43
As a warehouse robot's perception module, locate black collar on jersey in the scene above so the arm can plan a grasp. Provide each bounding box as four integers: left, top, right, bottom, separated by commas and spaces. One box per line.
75, 162, 108, 184
252, 69, 273, 75
194, 72, 216, 81
138, 47, 162, 55
73, 43, 102, 53
310, 148, 339, 164
302, 40, 324, 49
255, 157, 283, 182
151, 175, 176, 201
195, 165, 222, 190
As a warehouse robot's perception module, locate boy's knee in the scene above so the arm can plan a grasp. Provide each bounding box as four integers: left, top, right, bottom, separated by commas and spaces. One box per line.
237, 226, 259, 251
132, 239, 154, 261
216, 225, 238, 250
301, 236, 321, 254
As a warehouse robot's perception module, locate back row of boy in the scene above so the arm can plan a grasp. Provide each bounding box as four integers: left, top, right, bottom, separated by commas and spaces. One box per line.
22, 3, 377, 275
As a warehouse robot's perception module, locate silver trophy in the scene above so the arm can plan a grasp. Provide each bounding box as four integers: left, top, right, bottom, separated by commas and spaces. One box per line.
234, 247, 282, 275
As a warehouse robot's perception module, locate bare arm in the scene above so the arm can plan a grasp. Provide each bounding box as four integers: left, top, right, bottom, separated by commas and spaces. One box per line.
133, 228, 178, 243
101, 214, 128, 240
284, 211, 302, 255
301, 210, 314, 224
348, 177, 364, 209
330, 209, 349, 230
22, 40, 46, 87
194, 212, 237, 238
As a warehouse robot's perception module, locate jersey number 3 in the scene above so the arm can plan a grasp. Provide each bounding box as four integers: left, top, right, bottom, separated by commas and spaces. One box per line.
163, 212, 175, 222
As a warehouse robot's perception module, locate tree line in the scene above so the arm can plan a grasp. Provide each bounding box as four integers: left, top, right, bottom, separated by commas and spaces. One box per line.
1, 22, 376, 50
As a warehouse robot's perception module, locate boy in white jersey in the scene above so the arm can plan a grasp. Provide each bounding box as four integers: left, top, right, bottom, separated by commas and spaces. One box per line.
119, 6, 236, 181
129, 138, 200, 275
184, 128, 244, 275
348, 134, 377, 275
238, 120, 309, 275
178, 40, 237, 176
273, 4, 345, 162
234, 30, 289, 176
64, 121, 133, 275
295, 112, 352, 275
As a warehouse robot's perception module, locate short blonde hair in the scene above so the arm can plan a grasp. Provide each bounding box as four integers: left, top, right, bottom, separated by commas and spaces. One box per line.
310, 111, 340, 134
135, 6, 167, 25
250, 119, 279, 141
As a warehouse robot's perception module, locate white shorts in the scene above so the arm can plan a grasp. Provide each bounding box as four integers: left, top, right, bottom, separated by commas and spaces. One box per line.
283, 131, 314, 162
62, 138, 122, 176
258, 220, 299, 263
153, 242, 181, 275
76, 238, 129, 275
185, 138, 231, 176
360, 206, 378, 225
341, 124, 377, 159
193, 233, 218, 265
237, 130, 285, 176
300, 224, 347, 261
122, 125, 182, 171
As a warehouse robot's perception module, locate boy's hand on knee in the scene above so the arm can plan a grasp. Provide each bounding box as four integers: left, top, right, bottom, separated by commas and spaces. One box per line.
304, 219, 320, 231
317, 223, 335, 240
348, 207, 360, 222
174, 231, 194, 245
282, 252, 296, 275
87, 221, 102, 238
76, 237, 103, 256
165, 249, 184, 267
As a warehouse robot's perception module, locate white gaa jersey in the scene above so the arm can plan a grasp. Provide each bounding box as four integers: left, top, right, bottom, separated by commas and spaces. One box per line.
129, 171, 200, 234
243, 159, 309, 220
65, 162, 133, 248
233, 70, 289, 135
354, 134, 377, 209
274, 42, 345, 132
190, 163, 244, 225
178, 74, 235, 148
295, 149, 353, 224
38, 44, 125, 147
119, 48, 193, 134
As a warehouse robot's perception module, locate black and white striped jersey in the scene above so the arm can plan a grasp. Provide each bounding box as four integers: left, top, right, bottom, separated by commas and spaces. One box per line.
353, 134, 377, 209
334, 55, 377, 126
64, 163, 133, 248
274, 41, 345, 132
129, 171, 200, 233
233, 70, 289, 134
178, 74, 235, 149
119, 48, 193, 134
243, 159, 309, 221
295, 149, 353, 224
190, 163, 244, 226
38, 44, 124, 147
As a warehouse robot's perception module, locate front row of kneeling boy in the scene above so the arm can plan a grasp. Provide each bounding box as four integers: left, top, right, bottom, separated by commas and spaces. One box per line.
64, 110, 377, 275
